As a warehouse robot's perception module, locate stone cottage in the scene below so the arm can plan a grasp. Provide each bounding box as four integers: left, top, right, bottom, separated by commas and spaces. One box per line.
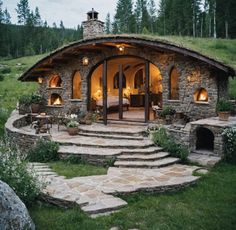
17, 9, 236, 156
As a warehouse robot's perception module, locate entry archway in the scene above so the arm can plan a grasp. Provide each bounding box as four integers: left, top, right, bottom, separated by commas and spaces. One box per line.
89, 56, 162, 123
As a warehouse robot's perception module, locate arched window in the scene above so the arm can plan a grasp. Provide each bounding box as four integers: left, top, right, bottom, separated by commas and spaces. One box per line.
134, 69, 144, 89
114, 72, 126, 89
73, 71, 82, 99
48, 74, 62, 88
169, 66, 179, 100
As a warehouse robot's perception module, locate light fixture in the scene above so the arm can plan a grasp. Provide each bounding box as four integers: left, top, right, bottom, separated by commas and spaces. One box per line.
38, 77, 43, 84
117, 45, 125, 53
82, 57, 89, 66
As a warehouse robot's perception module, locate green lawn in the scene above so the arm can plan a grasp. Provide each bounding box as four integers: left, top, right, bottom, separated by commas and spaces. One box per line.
29, 163, 236, 230
48, 161, 108, 178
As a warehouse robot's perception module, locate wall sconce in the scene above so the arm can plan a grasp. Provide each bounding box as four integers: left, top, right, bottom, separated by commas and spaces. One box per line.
38, 77, 43, 84
82, 57, 89, 66
117, 45, 125, 53
187, 76, 191, 83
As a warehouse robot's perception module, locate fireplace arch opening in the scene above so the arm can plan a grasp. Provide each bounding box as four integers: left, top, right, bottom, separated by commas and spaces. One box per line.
196, 127, 214, 151
49, 93, 63, 106
194, 88, 208, 102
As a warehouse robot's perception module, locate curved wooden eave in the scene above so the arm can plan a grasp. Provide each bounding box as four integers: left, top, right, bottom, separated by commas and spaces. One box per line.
18, 35, 236, 81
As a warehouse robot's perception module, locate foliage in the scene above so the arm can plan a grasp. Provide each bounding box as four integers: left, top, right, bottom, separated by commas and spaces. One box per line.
0, 138, 42, 205
0, 66, 11, 74
27, 139, 59, 162
29, 163, 236, 229
151, 125, 188, 161
67, 120, 79, 128
48, 161, 108, 178
18, 94, 32, 105
160, 105, 176, 117
222, 126, 236, 164
63, 155, 86, 164
0, 108, 9, 137
0, 74, 4, 81
216, 98, 233, 112
104, 157, 116, 167
30, 93, 45, 104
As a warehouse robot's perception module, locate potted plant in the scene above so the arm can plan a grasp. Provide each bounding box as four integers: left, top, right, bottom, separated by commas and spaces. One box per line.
18, 94, 31, 114
30, 93, 45, 113
216, 98, 232, 121
160, 106, 176, 124
67, 120, 79, 135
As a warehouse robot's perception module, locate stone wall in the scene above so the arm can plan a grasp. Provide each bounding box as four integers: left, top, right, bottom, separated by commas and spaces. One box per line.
37, 45, 227, 121
5, 111, 50, 152
82, 20, 104, 39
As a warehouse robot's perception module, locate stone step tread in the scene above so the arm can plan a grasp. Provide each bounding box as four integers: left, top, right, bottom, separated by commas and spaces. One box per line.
81, 197, 127, 215
58, 145, 163, 156
79, 123, 146, 135
53, 135, 153, 149
79, 131, 144, 140
114, 157, 180, 167
117, 152, 169, 160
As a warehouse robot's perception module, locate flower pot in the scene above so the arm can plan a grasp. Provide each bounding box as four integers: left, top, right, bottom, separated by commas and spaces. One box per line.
31, 103, 40, 113
218, 111, 230, 121
67, 127, 79, 135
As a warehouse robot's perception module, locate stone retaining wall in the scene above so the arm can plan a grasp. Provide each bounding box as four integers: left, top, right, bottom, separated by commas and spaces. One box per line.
5, 111, 50, 152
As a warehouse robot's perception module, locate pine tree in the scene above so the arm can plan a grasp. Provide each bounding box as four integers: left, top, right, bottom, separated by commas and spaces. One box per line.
34, 7, 42, 26
105, 13, 111, 34
3, 8, 11, 24
148, 0, 157, 33
114, 0, 134, 33
0, 0, 3, 23
16, 0, 30, 25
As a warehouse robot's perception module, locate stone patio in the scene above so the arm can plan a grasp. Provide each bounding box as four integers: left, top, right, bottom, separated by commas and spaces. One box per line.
29, 162, 200, 217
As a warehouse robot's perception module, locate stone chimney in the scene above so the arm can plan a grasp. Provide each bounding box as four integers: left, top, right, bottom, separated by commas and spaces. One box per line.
82, 8, 104, 39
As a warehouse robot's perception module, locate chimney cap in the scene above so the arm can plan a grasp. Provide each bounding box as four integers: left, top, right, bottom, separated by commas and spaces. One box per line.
87, 8, 99, 20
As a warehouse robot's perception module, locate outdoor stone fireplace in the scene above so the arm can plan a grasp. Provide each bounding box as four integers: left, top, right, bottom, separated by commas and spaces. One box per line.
49, 93, 63, 106
196, 127, 214, 151
194, 88, 208, 102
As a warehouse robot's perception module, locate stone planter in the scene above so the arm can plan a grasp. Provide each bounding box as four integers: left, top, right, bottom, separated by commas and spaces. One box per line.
67, 127, 79, 135
218, 112, 230, 121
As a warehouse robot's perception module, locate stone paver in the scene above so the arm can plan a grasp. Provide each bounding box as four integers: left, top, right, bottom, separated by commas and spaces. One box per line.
188, 152, 221, 166
30, 162, 200, 216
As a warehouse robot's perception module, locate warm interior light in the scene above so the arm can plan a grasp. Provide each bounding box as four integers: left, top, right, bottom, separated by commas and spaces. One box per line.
49, 94, 63, 106
53, 97, 62, 105
117, 45, 125, 52
38, 77, 43, 84
82, 57, 89, 65
194, 88, 208, 102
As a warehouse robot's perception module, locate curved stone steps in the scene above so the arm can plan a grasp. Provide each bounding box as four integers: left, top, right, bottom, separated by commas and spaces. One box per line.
78, 131, 144, 140
117, 151, 170, 161
52, 134, 153, 149
114, 157, 180, 168
79, 123, 145, 136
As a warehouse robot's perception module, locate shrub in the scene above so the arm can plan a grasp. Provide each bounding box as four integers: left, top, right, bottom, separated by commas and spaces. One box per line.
27, 139, 59, 162
160, 106, 176, 117
216, 98, 232, 112
0, 108, 9, 137
1, 67, 11, 74
63, 155, 86, 164
30, 93, 45, 104
0, 74, 4, 81
0, 138, 42, 205
18, 94, 32, 106
151, 126, 189, 162
222, 127, 236, 164
67, 120, 79, 128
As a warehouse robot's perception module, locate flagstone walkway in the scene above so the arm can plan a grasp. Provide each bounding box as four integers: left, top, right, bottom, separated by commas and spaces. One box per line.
29, 162, 200, 217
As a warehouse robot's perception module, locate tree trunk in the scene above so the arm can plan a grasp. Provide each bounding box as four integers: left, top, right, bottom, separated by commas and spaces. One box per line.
213, 0, 217, 38
225, 20, 228, 39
